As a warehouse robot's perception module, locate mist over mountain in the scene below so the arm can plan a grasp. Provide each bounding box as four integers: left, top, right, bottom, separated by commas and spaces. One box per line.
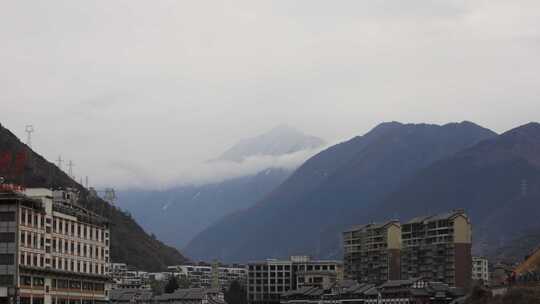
117, 125, 325, 250
216, 125, 325, 162
118, 168, 291, 249
184, 121, 497, 262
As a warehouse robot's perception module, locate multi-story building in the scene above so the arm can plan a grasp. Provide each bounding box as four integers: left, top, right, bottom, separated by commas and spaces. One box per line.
472, 256, 489, 284
168, 263, 246, 289
343, 220, 401, 284
401, 210, 472, 288
247, 256, 342, 304
0, 187, 111, 304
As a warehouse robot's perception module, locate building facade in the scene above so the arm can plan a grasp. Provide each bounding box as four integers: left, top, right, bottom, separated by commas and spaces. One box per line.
343, 221, 401, 284
401, 210, 472, 288
0, 188, 110, 304
247, 256, 342, 304
472, 257, 489, 284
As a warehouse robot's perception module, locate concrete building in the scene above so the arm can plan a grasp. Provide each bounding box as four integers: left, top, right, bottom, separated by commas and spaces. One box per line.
343, 220, 401, 284
247, 256, 342, 304
167, 264, 246, 289
472, 257, 489, 284
401, 210, 472, 288
0, 188, 110, 304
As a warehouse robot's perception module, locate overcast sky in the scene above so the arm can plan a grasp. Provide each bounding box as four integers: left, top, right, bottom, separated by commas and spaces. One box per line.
1, 0, 539, 189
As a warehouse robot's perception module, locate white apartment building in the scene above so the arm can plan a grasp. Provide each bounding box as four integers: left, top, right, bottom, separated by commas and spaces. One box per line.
247, 256, 342, 304
167, 264, 246, 289
472, 256, 490, 284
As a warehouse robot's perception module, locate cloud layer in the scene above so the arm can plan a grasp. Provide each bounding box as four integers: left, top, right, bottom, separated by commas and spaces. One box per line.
1, 0, 539, 188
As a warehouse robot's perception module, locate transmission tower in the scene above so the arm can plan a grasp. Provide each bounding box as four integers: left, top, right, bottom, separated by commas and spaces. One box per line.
25, 125, 34, 148
56, 155, 63, 170
103, 188, 117, 205
67, 160, 75, 178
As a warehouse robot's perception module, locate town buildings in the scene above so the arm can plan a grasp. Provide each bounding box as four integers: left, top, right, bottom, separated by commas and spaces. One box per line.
344, 210, 473, 289
110, 263, 150, 290
110, 288, 226, 304
0, 187, 110, 304
281, 278, 465, 304
167, 263, 246, 289
472, 257, 489, 284
154, 288, 225, 304
246, 256, 342, 304
342, 220, 401, 284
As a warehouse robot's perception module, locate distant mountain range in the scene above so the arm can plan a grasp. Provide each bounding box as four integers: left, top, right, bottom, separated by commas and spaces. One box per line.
117, 125, 325, 250
216, 124, 325, 162
184, 121, 500, 262
118, 168, 291, 248
0, 123, 188, 271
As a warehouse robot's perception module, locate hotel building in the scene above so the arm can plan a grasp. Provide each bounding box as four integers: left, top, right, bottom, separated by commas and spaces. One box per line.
0, 188, 110, 304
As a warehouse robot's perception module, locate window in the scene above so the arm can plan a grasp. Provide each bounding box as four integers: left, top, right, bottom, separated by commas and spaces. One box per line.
0, 212, 15, 222
0, 254, 14, 265
21, 209, 26, 224
33, 277, 45, 287
20, 276, 32, 286
0, 232, 15, 243
0, 275, 13, 285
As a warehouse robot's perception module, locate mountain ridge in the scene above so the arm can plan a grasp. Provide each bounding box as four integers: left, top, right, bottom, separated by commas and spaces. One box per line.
184, 121, 497, 262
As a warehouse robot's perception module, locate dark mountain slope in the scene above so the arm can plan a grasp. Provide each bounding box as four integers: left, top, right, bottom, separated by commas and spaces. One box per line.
184, 121, 496, 262
0, 123, 188, 271
370, 122, 540, 256
118, 168, 291, 249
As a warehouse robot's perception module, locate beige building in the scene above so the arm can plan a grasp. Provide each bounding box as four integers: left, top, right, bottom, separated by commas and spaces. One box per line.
401, 210, 472, 288
0, 188, 110, 304
343, 220, 401, 284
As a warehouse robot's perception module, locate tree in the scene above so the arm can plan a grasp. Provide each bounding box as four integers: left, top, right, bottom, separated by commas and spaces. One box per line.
178, 276, 191, 289
164, 276, 180, 294
149, 278, 165, 295
224, 280, 247, 304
